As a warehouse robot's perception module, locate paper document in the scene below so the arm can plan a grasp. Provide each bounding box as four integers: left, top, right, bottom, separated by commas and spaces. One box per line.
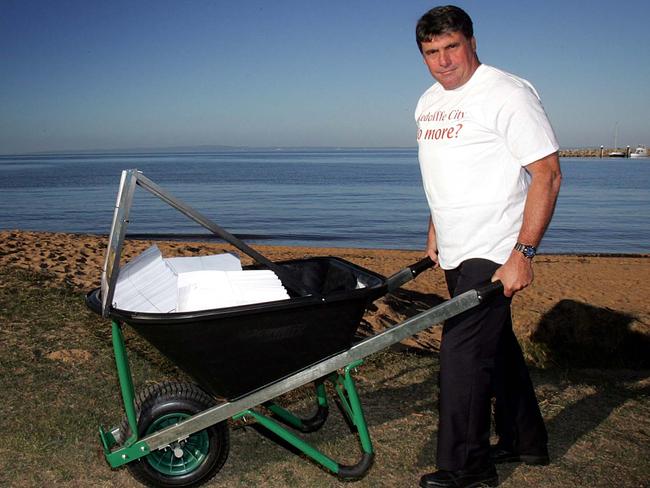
111, 245, 289, 313
177, 270, 289, 312
112, 245, 178, 313
165, 253, 242, 274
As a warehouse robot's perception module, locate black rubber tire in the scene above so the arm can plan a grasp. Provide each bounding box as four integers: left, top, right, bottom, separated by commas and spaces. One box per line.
122, 381, 229, 488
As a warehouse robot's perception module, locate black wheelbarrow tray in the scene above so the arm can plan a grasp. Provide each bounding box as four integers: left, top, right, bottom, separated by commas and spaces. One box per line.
86, 169, 502, 487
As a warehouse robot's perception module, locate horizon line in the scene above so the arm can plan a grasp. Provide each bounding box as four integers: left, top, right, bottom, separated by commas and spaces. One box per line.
0, 143, 626, 157
0, 144, 417, 157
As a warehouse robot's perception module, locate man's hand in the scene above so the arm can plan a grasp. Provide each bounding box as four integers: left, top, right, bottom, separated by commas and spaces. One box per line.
492, 251, 533, 297
426, 244, 439, 268
426, 216, 440, 268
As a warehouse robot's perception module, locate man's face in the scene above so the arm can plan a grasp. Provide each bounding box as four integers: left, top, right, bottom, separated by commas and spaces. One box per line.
420, 30, 479, 90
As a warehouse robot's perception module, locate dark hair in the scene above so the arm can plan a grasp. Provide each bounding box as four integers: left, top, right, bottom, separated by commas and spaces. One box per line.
416, 5, 474, 52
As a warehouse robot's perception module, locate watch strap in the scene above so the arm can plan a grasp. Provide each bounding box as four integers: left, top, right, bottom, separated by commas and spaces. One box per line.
514, 242, 537, 259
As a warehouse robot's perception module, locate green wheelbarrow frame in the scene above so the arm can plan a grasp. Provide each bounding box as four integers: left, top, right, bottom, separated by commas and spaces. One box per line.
98, 275, 500, 479
100, 317, 376, 478
92, 169, 503, 481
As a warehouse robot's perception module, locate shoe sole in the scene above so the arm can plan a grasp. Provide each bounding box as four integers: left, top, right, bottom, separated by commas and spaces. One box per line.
467, 476, 499, 488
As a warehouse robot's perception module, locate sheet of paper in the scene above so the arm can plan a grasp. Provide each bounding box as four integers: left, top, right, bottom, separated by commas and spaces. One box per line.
112, 246, 287, 313
112, 245, 178, 313
165, 253, 242, 274
177, 269, 289, 312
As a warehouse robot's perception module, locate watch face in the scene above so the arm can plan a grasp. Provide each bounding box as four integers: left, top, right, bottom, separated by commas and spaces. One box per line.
515, 243, 536, 258
523, 246, 536, 258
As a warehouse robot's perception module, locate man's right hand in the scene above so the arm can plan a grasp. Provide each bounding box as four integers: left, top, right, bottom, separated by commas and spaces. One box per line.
425, 246, 439, 268
426, 217, 440, 268
492, 250, 533, 297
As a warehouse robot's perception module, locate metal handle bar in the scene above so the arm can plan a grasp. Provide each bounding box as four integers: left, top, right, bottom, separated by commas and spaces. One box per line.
138, 279, 505, 451
476, 280, 504, 302
385, 256, 435, 292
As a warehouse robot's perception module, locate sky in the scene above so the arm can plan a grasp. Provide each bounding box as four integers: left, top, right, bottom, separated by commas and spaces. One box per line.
1, 0, 649, 154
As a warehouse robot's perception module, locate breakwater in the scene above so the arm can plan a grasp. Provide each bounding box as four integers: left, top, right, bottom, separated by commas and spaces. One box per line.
560, 148, 603, 157
559, 147, 639, 158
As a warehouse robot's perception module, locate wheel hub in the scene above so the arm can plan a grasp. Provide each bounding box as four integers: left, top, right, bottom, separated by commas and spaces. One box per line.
145, 413, 210, 475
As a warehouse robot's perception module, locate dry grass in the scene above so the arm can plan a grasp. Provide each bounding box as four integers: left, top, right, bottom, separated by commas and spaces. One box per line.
0, 266, 648, 487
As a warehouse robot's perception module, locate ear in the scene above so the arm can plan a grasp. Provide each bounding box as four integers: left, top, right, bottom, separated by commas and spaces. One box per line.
471, 37, 477, 52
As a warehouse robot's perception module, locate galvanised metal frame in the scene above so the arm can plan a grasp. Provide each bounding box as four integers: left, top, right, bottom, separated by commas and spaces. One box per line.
100, 169, 311, 317
97, 169, 497, 473
100, 286, 488, 470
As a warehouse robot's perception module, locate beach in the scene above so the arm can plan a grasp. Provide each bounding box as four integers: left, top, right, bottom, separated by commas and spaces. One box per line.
2, 229, 649, 487
2, 229, 648, 365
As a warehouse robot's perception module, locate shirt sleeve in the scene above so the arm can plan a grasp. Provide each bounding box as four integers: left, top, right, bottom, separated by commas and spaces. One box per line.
495, 84, 559, 166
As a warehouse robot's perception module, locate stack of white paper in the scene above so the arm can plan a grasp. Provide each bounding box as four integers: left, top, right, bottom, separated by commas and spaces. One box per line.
112, 245, 289, 313
112, 245, 178, 313
165, 253, 242, 274
177, 270, 290, 312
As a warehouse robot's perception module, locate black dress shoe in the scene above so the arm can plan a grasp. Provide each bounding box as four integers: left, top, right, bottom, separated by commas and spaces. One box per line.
489, 445, 549, 466
419, 465, 498, 488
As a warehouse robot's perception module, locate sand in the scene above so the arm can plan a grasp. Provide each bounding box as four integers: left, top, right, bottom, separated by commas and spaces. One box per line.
1, 229, 648, 364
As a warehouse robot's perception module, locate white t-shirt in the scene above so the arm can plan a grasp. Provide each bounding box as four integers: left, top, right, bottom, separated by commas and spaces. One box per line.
415, 64, 559, 269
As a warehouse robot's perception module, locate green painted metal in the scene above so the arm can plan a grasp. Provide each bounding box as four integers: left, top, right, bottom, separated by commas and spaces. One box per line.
234, 409, 340, 474
111, 320, 139, 447
144, 412, 210, 475
263, 402, 304, 429
105, 439, 152, 468
340, 361, 373, 453
99, 425, 117, 453
334, 376, 354, 420
232, 363, 373, 474
99, 320, 154, 469
103, 321, 374, 474
263, 381, 329, 430
315, 381, 328, 407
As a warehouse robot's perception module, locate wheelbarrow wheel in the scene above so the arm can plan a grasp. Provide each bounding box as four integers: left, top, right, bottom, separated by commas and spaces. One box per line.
123, 381, 229, 488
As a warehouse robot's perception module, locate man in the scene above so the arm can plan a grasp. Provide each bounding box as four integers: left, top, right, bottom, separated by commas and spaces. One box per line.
414, 6, 562, 488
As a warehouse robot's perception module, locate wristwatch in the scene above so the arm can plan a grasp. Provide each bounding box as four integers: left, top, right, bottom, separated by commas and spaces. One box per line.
514, 242, 537, 259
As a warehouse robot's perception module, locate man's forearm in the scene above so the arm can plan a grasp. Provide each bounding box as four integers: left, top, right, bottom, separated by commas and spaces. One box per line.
517, 152, 562, 247
493, 152, 561, 297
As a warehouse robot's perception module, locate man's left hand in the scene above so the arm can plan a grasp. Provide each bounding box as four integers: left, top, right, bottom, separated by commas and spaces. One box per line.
491, 252, 533, 297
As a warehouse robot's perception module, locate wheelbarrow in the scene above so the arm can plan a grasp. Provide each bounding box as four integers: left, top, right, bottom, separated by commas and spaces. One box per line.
85, 169, 502, 487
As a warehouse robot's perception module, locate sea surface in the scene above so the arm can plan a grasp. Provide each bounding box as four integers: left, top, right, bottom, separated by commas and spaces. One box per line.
0, 149, 648, 254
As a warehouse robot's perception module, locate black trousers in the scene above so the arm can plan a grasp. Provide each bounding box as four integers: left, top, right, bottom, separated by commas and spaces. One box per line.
436, 258, 547, 471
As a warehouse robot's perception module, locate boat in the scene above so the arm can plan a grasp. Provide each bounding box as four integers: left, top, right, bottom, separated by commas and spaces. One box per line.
608, 122, 626, 157
630, 145, 648, 159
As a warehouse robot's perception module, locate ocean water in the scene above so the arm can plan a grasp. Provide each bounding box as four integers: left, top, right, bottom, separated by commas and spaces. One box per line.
0, 149, 648, 254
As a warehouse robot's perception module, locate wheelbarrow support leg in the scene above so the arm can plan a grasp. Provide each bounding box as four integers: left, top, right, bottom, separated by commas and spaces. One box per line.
335, 362, 373, 451
262, 379, 329, 433
233, 360, 374, 479
333, 361, 374, 478
101, 320, 139, 448
98, 321, 156, 469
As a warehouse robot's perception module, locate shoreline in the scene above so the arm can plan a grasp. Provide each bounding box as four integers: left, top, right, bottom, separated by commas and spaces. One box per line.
2, 229, 648, 365
8, 229, 650, 258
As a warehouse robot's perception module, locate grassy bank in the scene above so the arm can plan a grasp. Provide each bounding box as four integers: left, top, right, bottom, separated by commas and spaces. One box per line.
1, 266, 648, 487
